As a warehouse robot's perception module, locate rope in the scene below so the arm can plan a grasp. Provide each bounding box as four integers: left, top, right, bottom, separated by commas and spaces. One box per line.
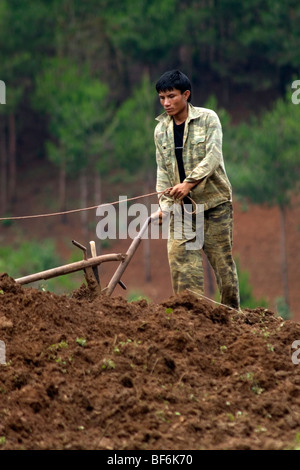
187, 289, 241, 313
0, 189, 197, 221
0, 191, 160, 221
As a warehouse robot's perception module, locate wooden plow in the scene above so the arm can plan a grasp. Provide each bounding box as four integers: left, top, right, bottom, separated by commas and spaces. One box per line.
15, 215, 155, 296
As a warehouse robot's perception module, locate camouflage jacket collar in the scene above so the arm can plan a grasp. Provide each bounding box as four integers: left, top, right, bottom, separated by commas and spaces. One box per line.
155, 103, 202, 124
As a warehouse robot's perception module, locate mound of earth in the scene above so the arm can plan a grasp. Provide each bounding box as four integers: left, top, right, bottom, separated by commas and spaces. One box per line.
0, 272, 300, 451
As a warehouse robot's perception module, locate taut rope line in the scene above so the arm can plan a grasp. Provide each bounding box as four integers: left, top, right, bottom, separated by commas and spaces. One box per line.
0, 189, 197, 222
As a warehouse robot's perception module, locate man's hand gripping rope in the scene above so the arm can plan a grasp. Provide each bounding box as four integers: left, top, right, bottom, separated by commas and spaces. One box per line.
151, 186, 198, 225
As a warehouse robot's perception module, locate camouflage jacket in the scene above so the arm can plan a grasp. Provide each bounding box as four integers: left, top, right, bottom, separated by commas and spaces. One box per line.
154, 103, 232, 212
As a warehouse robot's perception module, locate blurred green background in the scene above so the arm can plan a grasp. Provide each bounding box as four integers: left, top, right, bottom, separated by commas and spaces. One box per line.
0, 0, 299, 315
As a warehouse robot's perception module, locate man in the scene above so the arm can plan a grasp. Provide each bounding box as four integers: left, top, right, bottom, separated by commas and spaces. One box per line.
154, 69, 240, 310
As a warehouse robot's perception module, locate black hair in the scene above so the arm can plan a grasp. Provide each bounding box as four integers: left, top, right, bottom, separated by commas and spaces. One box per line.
155, 70, 192, 102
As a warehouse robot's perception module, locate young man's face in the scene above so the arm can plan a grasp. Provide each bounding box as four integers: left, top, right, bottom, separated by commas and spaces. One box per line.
158, 88, 190, 119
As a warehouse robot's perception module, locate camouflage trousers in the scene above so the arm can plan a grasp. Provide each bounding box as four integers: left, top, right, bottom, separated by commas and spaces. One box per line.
167, 201, 240, 309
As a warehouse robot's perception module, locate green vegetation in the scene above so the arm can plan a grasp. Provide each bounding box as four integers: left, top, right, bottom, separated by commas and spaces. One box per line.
165, 308, 174, 315
0, 240, 60, 278
0, 240, 82, 293
235, 258, 268, 309
0, 0, 299, 306
101, 358, 116, 370
275, 297, 291, 320
226, 91, 300, 312
113, 338, 142, 356
76, 337, 87, 347
47, 340, 72, 372
48, 340, 68, 351
127, 290, 151, 303
215, 258, 268, 309
240, 371, 264, 395
1, 0, 299, 212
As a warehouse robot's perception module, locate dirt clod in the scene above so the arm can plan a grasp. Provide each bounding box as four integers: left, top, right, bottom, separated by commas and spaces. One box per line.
1, 274, 300, 450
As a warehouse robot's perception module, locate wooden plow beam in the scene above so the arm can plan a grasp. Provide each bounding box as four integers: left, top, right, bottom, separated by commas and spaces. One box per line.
15, 215, 155, 297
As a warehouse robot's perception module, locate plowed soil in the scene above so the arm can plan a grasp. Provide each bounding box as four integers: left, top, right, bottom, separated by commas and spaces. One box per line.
0, 272, 300, 451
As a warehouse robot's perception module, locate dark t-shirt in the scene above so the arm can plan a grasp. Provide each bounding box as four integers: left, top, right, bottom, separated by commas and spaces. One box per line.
173, 120, 186, 182
173, 120, 191, 207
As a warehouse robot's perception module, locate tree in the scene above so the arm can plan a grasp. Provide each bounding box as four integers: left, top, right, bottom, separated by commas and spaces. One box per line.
111, 73, 156, 180
0, 0, 57, 213
103, 0, 182, 64
226, 90, 300, 311
33, 58, 110, 226
108, 72, 158, 281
